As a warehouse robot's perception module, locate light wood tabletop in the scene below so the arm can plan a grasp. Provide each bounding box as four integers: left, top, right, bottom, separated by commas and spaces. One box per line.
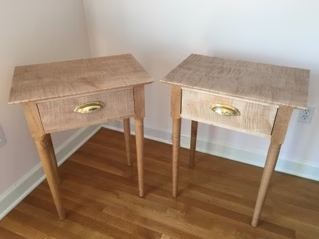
162, 54, 309, 108
9, 54, 152, 104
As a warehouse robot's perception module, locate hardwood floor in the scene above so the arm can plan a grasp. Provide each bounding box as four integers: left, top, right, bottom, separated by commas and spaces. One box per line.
1, 128, 318, 239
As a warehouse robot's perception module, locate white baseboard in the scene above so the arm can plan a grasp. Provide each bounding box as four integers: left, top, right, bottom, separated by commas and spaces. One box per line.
103, 122, 319, 182
0, 124, 101, 220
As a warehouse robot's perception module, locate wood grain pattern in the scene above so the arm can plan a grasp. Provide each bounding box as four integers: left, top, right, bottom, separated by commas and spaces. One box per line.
37, 88, 135, 133
9, 54, 153, 104
1, 128, 318, 239
162, 54, 309, 109
181, 88, 278, 137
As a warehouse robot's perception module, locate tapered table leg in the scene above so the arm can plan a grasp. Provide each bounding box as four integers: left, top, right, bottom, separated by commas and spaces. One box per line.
46, 134, 61, 185
251, 142, 281, 227
123, 118, 132, 166
34, 134, 65, 220
134, 118, 144, 197
172, 118, 181, 198
189, 120, 198, 168
251, 106, 292, 227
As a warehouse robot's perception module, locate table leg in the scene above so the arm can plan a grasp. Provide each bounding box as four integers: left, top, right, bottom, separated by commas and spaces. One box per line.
251, 142, 281, 227
34, 134, 65, 220
46, 134, 61, 185
123, 118, 132, 166
134, 118, 144, 197
251, 106, 292, 227
189, 120, 198, 168
172, 118, 181, 198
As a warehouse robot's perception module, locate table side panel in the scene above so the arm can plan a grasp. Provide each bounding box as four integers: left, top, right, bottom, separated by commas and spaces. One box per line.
181, 88, 278, 137
37, 88, 135, 133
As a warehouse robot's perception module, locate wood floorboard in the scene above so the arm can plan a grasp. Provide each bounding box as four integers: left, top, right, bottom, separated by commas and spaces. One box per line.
16, 201, 113, 239
0, 227, 26, 239
1, 128, 319, 238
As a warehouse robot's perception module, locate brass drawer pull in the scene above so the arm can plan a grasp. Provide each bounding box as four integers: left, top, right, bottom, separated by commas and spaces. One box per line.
211, 104, 240, 116
74, 101, 104, 114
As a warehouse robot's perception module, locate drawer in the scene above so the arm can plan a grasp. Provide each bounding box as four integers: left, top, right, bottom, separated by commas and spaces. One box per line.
181, 88, 278, 137
38, 88, 135, 133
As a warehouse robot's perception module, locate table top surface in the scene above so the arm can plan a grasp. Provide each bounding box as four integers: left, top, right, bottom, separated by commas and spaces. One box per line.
162, 54, 309, 109
9, 54, 152, 104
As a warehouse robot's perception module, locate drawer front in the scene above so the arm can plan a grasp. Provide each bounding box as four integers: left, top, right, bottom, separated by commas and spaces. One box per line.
38, 88, 135, 133
181, 89, 278, 137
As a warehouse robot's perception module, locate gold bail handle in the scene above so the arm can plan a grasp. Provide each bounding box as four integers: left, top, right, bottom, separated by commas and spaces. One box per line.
74, 101, 104, 114
211, 104, 240, 116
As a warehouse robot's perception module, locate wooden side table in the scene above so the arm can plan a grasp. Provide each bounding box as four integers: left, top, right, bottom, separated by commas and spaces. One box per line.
9, 54, 153, 219
162, 54, 309, 227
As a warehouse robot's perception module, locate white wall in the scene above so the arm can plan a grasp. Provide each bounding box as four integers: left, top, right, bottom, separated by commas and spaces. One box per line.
83, 0, 319, 179
0, 0, 91, 195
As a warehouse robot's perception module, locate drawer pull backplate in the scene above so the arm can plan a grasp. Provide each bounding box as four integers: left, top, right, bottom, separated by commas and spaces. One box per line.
74, 101, 104, 114
211, 104, 240, 116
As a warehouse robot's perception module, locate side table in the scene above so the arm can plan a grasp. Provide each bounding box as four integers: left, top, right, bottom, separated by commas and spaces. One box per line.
9, 54, 153, 219
162, 54, 309, 227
